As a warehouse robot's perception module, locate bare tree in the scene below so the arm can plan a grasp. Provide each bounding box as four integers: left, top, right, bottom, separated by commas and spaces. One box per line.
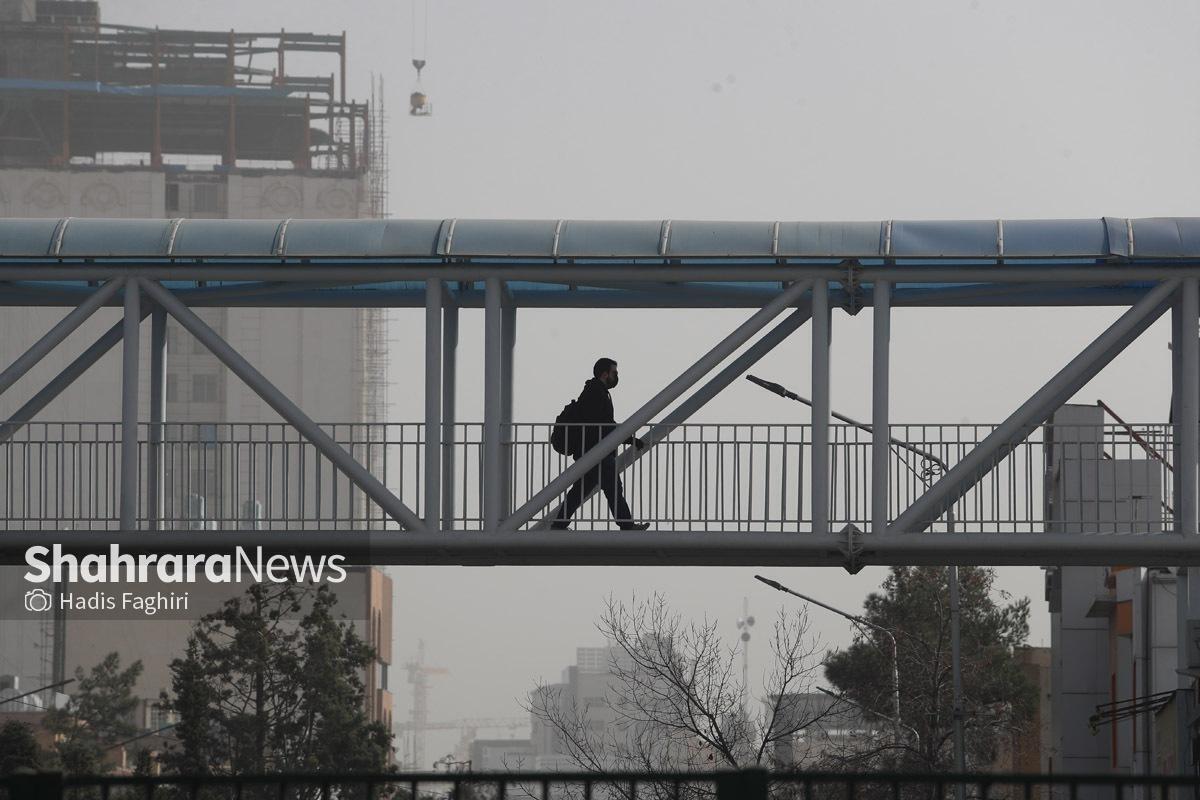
524, 594, 836, 799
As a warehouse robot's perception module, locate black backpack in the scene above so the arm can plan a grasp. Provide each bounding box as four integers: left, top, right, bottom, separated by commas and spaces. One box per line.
551, 399, 581, 456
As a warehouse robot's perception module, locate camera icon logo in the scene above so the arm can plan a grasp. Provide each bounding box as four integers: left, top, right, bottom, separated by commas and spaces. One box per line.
24, 588, 53, 613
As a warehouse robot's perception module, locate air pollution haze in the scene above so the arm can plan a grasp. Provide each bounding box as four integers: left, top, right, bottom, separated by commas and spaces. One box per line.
11, 0, 1197, 764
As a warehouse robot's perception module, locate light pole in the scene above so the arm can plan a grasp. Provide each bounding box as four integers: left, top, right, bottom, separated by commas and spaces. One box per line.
755, 574, 902, 745
747, 374, 967, 778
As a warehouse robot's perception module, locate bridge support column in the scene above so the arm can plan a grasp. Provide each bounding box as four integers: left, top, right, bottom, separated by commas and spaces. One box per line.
811, 279, 830, 535
442, 293, 458, 531
147, 304, 167, 530
425, 279, 442, 530
120, 280, 141, 531
484, 278, 504, 530
872, 279, 891, 535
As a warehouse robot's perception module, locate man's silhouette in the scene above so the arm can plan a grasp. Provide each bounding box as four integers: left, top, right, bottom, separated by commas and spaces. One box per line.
552, 357, 650, 530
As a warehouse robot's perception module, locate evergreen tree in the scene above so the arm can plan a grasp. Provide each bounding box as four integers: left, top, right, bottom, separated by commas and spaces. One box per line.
0, 720, 43, 774
161, 582, 391, 775
824, 566, 1036, 771
43, 653, 143, 775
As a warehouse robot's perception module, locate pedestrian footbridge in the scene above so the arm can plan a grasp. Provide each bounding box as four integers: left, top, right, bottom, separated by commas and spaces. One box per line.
1, 216, 1199, 567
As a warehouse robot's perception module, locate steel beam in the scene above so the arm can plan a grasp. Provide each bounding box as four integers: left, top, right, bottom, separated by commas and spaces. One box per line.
139, 279, 425, 532
0, 309, 152, 444
501, 279, 814, 532
425, 279, 442, 529
872, 280, 891, 535
9, 261, 1200, 285
0, 278, 124, 399
533, 302, 814, 529
147, 305, 167, 530
0, 282, 1164, 311
9, 531, 1200, 567
484, 277, 504, 530
441, 299, 458, 531
811, 280, 831, 536
119, 281, 141, 531
890, 279, 1180, 534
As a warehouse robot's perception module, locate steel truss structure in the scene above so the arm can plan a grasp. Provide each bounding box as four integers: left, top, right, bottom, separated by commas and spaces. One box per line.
2, 216, 1200, 567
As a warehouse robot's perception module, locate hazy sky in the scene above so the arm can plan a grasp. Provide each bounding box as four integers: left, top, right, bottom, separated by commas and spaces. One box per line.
101, 0, 1200, 761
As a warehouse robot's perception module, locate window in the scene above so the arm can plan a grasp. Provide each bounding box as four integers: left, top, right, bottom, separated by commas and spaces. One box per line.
165, 374, 178, 403
191, 374, 219, 403
192, 183, 219, 213
165, 183, 180, 213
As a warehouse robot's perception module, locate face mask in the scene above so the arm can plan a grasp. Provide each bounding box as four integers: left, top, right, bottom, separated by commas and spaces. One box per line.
608, 374, 619, 388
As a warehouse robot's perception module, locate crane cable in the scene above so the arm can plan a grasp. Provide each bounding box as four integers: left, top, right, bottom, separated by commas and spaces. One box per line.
411, 0, 429, 84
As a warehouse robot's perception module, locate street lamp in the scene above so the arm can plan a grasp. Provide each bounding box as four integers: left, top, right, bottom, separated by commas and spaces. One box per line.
746, 374, 967, 778
754, 575, 901, 741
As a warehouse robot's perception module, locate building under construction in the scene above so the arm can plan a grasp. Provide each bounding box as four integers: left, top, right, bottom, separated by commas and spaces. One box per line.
0, 0, 385, 196
0, 0, 393, 739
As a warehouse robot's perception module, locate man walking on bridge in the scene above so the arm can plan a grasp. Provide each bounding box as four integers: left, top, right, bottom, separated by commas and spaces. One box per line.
552, 357, 650, 531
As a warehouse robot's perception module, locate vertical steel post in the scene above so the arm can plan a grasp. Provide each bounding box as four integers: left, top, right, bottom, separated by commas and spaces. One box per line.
811, 280, 830, 534
484, 278, 504, 530
1182, 279, 1200, 780
1181, 278, 1199, 538
501, 304, 516, 515
1172, 292, 1194, 777
441, 297, 458, 531
120, 281, 141, 530
872, 280, 891, 534
424, 279, 442, 530
147, 305, 167, 530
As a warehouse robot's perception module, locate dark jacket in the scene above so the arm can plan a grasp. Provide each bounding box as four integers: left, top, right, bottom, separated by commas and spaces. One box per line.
575, 378, 616, 452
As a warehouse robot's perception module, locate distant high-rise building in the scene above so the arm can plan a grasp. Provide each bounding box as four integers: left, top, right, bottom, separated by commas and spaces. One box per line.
0, 0, 392, 730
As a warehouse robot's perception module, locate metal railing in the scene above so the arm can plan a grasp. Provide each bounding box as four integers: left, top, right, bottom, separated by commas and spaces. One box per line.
0, 421, 1175, 533
3, 770, 1200, 800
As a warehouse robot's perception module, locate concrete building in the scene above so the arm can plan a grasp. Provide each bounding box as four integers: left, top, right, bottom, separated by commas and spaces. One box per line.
1044, 404, 1178, 778
0, 0, 393, 732
469, 738, 536, 772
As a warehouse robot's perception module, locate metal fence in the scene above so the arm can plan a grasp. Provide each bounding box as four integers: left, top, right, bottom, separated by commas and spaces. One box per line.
0, 421, 1175, 534
3, 771, 1200, 800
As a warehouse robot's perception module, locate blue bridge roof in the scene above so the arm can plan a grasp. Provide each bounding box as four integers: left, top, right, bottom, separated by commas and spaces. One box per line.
3, 217, 1200, 260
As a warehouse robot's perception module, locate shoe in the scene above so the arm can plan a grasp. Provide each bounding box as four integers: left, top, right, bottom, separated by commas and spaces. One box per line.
617, 521, 651, 531
550, 520, 571, 530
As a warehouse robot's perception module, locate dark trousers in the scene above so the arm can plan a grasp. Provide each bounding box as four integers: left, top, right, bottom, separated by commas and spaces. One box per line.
556, 454, 633, 525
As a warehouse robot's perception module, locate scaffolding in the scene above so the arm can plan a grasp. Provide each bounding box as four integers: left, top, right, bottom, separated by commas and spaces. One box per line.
368, 73, 390, 218
0, 2, 370, 171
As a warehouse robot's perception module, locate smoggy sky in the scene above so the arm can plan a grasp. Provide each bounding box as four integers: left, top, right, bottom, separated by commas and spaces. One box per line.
99, 0, 1200, 760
